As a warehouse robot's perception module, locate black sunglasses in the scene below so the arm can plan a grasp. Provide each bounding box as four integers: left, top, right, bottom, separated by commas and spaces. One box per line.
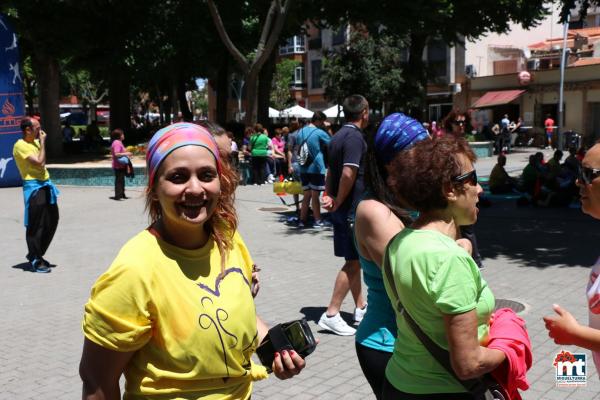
453, 170, 478, 186
452, 120, 465, 126
579, 166, 600, 185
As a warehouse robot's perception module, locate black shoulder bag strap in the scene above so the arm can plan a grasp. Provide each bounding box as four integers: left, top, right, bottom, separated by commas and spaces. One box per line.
383, 242, 493, 399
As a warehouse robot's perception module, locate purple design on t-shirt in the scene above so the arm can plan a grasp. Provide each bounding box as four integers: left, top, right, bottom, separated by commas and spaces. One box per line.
196, 267, 253, 377
196, 267, 251, 297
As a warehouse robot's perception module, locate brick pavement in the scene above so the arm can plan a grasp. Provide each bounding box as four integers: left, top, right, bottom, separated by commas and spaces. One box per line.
1, 149, 599, 399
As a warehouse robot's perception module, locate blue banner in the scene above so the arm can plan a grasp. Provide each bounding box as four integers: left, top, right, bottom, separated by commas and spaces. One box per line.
0, 14, 25, 187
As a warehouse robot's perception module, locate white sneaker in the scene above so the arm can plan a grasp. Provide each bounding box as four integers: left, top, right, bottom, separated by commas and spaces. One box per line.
318, 312, 356, 336
354, 304, 367, 324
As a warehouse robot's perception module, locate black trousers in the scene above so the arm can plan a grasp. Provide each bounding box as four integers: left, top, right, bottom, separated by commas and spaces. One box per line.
251, 157, 267, 184
382, 377, 474, 400
355, 342, 392, 400
26, 187, 59, 261
114, 168, 126, 199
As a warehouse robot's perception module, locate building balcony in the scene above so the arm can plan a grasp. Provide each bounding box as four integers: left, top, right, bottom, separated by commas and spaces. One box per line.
290, 82, 307, 90
279, 45, 306, 55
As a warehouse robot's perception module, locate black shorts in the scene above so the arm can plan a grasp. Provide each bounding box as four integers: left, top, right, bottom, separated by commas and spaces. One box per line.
331, 209, 359, 261
300, 173, 325, 191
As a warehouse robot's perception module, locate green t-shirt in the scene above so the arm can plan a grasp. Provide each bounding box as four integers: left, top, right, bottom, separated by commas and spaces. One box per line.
250, 134, 269, 157
383, 229, 495, 394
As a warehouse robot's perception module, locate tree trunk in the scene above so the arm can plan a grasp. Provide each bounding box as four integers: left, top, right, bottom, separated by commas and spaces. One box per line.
164, 91, 172, 125
244, 69, 260, 126
108, 65, 131, 133
215, 55, 229, 125
404, 32, 429, 121
24, 79, 35, 117
89, 103, 97, 123
177, 76, 193, 122
32, 51, 61, 158
155, 85, 164, 125
171, 80, 179, 118
257, 50, 277, 126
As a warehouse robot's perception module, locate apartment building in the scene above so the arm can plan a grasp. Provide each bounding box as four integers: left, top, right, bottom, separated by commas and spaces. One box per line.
282, 24, 465, 122
456, 5, 600, 141
208, 23, 466, 122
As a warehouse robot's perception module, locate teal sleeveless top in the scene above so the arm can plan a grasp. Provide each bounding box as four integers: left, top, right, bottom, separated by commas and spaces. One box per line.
354, 200, 397, 352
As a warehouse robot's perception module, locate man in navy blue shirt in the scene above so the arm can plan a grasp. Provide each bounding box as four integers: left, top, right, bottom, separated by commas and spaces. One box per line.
320, 95, 369, 335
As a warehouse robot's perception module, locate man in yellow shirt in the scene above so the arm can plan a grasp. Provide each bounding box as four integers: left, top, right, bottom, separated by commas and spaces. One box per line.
12, 117, 59, 273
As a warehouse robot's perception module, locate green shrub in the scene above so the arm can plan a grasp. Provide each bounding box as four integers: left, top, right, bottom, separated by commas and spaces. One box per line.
72, 125, 109, 138
464, 132, 488, 142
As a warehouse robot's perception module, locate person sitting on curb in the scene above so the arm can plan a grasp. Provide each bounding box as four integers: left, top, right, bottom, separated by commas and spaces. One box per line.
489, 154, 518, 194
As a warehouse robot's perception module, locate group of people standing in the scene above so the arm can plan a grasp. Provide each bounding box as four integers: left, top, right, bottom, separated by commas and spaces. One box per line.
491, 114, 523, 154
240, 124, 287, 185
11, 97, 600, 399
319, 101, 525, 399
79, 94, 513, 399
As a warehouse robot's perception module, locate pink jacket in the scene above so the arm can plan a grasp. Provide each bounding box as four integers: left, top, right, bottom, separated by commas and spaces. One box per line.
487, 308, 533, 400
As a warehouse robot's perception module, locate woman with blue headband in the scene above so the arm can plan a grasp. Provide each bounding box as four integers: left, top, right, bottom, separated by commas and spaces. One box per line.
79, 123, 306, 399
353, 113, 430, 398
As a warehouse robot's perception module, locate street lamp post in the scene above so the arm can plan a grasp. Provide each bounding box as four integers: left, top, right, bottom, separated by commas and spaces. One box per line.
558, 14, 570, 151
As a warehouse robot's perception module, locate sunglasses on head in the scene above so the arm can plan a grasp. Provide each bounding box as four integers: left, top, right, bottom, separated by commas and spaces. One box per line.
453, 170, 478, 186
579, 166, 600, 185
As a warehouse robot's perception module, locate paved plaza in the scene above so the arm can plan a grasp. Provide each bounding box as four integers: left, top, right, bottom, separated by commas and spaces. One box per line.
2, 148, 600, 399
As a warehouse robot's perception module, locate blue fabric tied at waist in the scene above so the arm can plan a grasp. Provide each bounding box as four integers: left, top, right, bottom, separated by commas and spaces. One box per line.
22, 179, 60, 227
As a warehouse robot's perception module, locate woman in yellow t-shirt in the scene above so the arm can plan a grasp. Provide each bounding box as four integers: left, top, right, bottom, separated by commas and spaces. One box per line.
79, 123, 306, 400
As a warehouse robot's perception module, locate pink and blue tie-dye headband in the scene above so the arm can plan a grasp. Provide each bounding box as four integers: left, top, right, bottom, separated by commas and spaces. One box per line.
146, 122, 221, 186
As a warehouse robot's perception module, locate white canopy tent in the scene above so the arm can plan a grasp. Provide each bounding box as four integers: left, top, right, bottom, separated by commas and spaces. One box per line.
322, 104, 344, 118
281, 105, 314, 119
268, 107, 281, 118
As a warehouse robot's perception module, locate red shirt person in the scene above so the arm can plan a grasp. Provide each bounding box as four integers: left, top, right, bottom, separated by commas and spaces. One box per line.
544, 115, 555, 148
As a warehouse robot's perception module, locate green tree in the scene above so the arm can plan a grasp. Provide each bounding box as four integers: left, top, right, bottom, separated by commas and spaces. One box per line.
2, 1, 80, 157
314, 0, 549, 119
63, 69, 108, 123
190, 87, 209, 119
270, 58, 298, 110
322, 30, 405, 114
207, 0, 293, 125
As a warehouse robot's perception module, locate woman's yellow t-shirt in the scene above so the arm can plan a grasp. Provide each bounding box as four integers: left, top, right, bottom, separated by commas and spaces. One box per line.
82, 229, 266, 400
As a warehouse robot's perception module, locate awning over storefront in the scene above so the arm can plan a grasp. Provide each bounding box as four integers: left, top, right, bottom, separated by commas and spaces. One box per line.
471, 90, 526, 108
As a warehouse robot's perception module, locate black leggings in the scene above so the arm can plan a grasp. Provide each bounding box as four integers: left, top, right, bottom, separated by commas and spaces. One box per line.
382, 377, 474, 400
355, 342, 392, 400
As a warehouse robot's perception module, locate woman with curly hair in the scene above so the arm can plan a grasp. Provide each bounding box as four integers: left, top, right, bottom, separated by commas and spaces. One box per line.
79, 123, 306, 399
353, 113, 430, 399
382, 136, 505, 399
